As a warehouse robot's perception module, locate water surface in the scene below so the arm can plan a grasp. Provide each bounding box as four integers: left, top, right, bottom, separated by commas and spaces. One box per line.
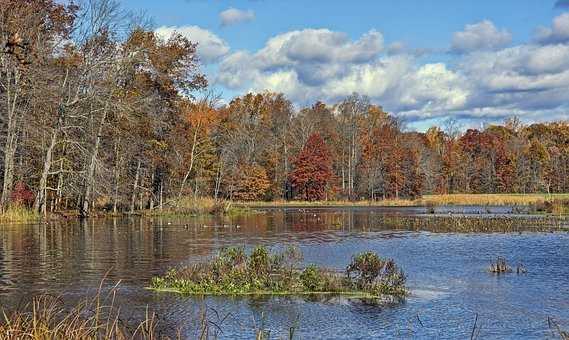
0, 207, 567, 339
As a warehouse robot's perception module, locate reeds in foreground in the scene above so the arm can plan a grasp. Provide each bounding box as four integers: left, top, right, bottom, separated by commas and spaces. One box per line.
0, 283, 195, 340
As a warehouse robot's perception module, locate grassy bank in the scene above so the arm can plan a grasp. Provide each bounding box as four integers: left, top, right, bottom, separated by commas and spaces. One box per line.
0, 205, 40, 223
420, 193, 569, 207
138, 197, 250, 217
237, 193, 569, 208
150, 246, 407, 299
4, 194, 569, 223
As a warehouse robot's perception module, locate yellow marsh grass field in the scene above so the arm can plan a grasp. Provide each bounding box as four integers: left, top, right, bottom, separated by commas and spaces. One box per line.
239, 193, 569, 207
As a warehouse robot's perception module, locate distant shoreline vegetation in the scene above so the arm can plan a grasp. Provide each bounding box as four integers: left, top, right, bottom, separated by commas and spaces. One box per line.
3, 194, 569, 223
150, 246, 407, 300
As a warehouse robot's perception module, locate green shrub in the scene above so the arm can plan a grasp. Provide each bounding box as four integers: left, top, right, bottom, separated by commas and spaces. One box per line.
347, 252, 383, 287
347, 252, 406, 295
300, 265, 323, 291
249, 246, 271, 277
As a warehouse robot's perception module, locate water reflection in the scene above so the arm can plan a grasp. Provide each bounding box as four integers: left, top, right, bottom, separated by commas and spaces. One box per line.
0, 208, 568, 338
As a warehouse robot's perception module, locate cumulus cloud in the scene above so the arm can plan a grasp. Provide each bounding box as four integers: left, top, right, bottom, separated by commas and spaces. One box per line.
451, 20, 511, 53
155, 25, 230, 63
213, 22, 569, 124
220, 8, 255, 26
455, 41, 569, 120
217, 29, 384, 89
215, 28, 470, 118
535, 12, 569, 44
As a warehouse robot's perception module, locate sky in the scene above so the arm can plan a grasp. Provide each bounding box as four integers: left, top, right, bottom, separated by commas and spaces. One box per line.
120, 0, 569, 130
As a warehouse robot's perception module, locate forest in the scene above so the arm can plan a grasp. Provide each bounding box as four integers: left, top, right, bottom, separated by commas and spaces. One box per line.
1, 0, 569, 217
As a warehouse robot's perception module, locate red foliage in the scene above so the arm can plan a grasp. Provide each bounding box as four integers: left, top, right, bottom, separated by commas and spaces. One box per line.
289, 133, 333, 201
458, 129, 512, 193
11, 181, 35, 207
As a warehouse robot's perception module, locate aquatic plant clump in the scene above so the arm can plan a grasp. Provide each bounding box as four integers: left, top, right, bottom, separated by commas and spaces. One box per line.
150, 246, 407, 299
489, 257, 527, 274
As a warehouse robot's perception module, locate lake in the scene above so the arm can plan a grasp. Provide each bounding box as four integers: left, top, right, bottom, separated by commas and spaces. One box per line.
0, 207, 568, 339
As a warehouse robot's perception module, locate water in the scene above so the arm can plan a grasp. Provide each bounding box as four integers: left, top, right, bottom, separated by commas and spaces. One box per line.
0, 207, 568, 339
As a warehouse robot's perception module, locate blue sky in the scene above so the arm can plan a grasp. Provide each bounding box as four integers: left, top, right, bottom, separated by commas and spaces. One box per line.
121, 0, 569, 130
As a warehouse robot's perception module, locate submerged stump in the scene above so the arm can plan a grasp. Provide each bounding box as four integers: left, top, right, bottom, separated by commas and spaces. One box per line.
489, 257, 527, 274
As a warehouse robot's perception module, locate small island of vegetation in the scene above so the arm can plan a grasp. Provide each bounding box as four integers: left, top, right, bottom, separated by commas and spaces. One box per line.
150, 246, 407, 299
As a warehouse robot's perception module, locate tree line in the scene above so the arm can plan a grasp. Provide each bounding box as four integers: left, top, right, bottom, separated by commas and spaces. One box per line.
1, 0, 568, 216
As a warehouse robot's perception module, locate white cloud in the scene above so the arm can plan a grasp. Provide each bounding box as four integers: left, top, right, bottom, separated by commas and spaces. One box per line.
535, 13, 569, 44
217, 29, 384, 87
457, 43, 569, 117
212, 23, 569, 124
215, 29, 469, 118
155, 25, 229, 63
451, 20, 511, 53
219, 8, 255, 26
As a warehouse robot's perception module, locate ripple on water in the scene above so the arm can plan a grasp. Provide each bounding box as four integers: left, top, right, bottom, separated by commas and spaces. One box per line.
0, 210, 567, 338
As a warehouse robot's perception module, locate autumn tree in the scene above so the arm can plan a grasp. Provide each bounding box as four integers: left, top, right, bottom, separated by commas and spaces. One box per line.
232, 164, 270, 201
289, 133, 333, 201
0, 0, 77, 211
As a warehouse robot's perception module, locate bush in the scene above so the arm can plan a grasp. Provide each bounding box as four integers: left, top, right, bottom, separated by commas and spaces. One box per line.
347, 252, 406, 295
249, 246, 271, 277
300, 265, 323, 291
347, 252, 383, 287
10, 181, 34, 207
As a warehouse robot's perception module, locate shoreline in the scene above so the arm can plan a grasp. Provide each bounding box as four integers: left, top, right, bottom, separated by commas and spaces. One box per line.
2, 193, 569, 223
236, 193, 569, 208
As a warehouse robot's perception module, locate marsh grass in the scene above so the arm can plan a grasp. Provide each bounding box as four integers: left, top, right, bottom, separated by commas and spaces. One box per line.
150, 246, 407, 299
0, 287, 174, 339
548, 317, 569, 340
0, 205, 40, 223
0, 280, 306, 340
367, 214, 569, 233
419, 194, 569, 206
237, 194, 569, 209
237, 199, 418, 207
532, 198, 569, 216
0, 280, 239, 340
141, 197, 250, 217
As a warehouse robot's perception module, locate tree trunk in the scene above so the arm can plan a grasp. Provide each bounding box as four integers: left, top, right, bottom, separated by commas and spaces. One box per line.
112, 139, 121, 214
177, 124, 200, 202
1, 70, 21, 210
34, 128, 58, 215
80, 108, 108, 217
130, 160, 141, 213
159, 178, 163, 211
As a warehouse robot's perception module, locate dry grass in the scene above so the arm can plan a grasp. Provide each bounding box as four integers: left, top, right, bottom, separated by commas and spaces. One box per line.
237, 194, 569, 208
418, 193, 569, 206
0, 281, 215, 340
237, 199, 417, 207
141, 197, 246, 216
0, 205, 40, 223
174, 197, 223, 214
